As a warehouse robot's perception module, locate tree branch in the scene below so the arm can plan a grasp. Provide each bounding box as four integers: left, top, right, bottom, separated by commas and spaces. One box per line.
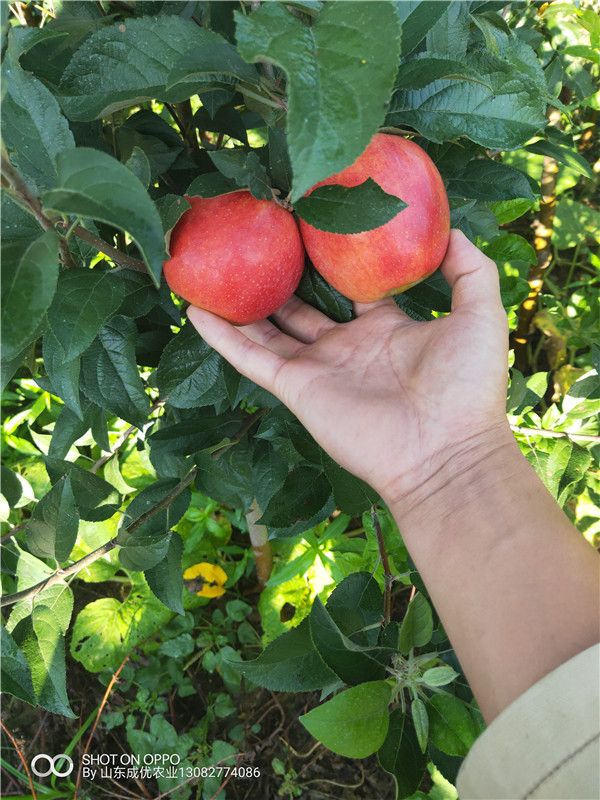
2, 152, 150, 275
1, 153, 76, 269
0, 410, 268, 609
246, 499, 272, 587
371, 506, 392, 625
90, 400, 165, 474
510, 425, 600, 443
66, 224, 149, 273
0, 469, 197, 609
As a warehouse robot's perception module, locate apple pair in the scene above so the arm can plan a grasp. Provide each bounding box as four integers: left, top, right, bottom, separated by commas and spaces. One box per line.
163, 134, 450, 325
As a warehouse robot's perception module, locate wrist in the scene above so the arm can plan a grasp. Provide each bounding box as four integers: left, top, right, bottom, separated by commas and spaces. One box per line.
382, 421, 518, 529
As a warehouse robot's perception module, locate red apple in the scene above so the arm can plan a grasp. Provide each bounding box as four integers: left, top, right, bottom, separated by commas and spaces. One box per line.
163, 190, 305, 325
298, 133, 450, 303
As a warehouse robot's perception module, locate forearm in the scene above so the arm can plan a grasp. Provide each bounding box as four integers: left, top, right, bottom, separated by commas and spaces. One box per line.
386, 427, 600, 723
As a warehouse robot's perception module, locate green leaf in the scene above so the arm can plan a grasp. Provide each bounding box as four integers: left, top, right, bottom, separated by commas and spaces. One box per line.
43, 148, 167, 285
394, 56, 492, 92
387, 44, 548, 150
563, 369, 600, 420
544, 440, 591, 506
426, 1, 470, 60
446, 160, 535, 202
115, 270, 160, 319
251, 438, 290, 514
149, 414, 240, 457
524, 140, 594, 180
81, 316, 150, 427
125, 145, 152, 188
1, 624, 36, 706
398, 593, 433, 654
483, 232, 537, 267
236, 1, 401, 201
117, 479, 192, 571
234, 617, 337, 691
208, 149, 271, 200
295, 179, 408, 234
0, 467, 26, 509
46, 269, 126, 363
1, 52, 75, 191
268, 125, 292, 193
194, 443, 255, 512
296, 267, 353, 323
426, 694, 479, 757
145, 532, 185, 615
10, 602, 75, 717
325, 571, 383, 647
300, 681, 392, 758
192, 105, 249, 145
490, 198, 536, 225
309, 596, 389, 685
168, 41, 260, 88
26, 474, 79, 562
394, 1, 453, 57
421, 665, 459, 687
1, 229, 59, 362
44, 457, 121, 522
322, 456, 379, 516
552, 197, 600, 250
499, 276, 530, 308
58, 17, 233, 120
48, 404, 89, 460
378, 709, 427, 795
71, 577, 173, 672
186, 171, 240, 198
42, 331, 83, 419
412, 697, 429, 753
450, 198, 499, 242
259, 466, 332, 528
156, 325, 225, 409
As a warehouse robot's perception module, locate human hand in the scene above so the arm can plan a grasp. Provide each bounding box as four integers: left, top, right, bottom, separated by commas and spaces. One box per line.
187, 230, 512, 512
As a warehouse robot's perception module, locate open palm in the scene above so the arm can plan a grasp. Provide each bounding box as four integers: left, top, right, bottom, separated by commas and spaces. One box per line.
187, 230, 510, 507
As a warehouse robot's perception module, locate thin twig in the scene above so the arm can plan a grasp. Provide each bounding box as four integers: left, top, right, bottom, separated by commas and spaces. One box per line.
74, 653, 130, 797
210, 409, 268, 460
1, 154, 76, 269
66, 224, 149, 273
1, 522, 27, 544
511, 425, 600, 443
0, 721, 38, 800
371, 506, 392, 626
0, 539, 118, 608
1, 410, 266, 608
90, 401, 165, 474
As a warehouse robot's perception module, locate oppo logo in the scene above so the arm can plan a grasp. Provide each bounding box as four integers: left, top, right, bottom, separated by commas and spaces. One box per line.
31, 753, 74, 778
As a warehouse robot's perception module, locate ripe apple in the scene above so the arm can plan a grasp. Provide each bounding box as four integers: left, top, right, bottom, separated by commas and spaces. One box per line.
163, 190, 305, 325
298, 133, 450, 303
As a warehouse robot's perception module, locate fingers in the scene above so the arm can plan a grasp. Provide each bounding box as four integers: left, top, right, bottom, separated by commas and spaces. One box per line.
353, 296, 399, 317
187, 306, 286, 392
441, 230, 504, 315
270, 294, 338, 343
239, 317, 306, 359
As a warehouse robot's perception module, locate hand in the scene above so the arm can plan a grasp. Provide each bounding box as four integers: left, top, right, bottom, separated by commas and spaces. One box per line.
187, 230, 511, 511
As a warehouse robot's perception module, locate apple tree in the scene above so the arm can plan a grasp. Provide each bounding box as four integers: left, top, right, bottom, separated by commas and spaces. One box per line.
1, 1, 598, 796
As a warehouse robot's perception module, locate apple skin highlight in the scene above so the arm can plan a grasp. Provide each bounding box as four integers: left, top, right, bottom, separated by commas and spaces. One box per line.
163, 191, 305, 326
298, 133, 450, 304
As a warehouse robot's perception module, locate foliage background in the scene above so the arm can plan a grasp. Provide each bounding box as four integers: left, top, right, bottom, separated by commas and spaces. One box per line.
1, 1, 598, 798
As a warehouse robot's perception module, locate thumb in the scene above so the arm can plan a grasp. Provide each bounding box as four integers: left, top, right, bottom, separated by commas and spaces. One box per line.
441, 229, 504, 315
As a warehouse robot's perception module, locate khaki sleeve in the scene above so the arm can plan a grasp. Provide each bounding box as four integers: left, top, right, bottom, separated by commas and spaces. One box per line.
457, 643, 600, 800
